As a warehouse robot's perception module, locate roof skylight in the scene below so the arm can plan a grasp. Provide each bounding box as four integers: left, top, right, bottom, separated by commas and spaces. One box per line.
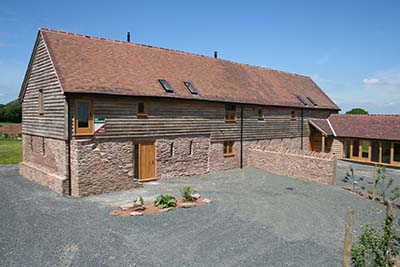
159, 79, 174, 93
307, 96, 318, 106
297, 96, 308, 106
184, 81, 198, 95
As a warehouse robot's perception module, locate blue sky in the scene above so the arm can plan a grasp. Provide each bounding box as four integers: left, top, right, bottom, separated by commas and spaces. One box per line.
1, 0, 399, 114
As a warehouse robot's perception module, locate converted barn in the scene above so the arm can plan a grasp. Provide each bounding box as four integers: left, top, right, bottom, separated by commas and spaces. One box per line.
309, 114, 400, 167
19, 28, 339, 196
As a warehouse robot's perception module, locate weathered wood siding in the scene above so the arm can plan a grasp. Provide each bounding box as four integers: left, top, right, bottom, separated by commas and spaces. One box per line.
22, 34, 66, 140
331, 138, 343, 157
71, 96, 335, 142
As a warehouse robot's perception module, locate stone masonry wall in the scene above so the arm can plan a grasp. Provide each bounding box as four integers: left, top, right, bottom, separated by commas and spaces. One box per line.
156, 135, 210, 179
246, 143, 336, 185
19, 134, 69, 194
70, 138, 139, 196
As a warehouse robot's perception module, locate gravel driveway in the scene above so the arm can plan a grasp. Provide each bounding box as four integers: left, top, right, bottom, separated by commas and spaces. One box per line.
0, 164, 394, 266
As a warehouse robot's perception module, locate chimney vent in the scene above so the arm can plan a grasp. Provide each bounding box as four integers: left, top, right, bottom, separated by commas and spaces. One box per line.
127, 32, 131, 42
214, 51, 218, 59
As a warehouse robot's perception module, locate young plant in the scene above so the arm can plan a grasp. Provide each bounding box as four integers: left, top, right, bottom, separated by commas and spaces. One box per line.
154, 194, 177, 209
375, 166, 400, 204
351, 213, 400, 267
342, 166, 364, 192
134, 195, 144, 206
181, 186, 196, 202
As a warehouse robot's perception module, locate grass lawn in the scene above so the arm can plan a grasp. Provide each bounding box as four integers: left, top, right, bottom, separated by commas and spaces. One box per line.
0, 122, 17, 127
0, 139, 22, 164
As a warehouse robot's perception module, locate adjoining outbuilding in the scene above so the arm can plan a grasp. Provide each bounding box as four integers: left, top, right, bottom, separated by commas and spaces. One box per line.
19, 28, 339, 196
309, 114, 400, 167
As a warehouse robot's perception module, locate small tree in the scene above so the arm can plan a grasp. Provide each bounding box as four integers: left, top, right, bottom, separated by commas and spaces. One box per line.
346, 108, 369, 115
342, 166, 364, 192
375, 166, 400, 204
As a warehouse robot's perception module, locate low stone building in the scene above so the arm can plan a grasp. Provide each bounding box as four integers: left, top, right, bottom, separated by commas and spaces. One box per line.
309, 114, 400, 167
19, 28, 339, 196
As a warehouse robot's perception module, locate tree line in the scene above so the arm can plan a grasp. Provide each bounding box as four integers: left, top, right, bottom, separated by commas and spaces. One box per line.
0, 99, 22, 123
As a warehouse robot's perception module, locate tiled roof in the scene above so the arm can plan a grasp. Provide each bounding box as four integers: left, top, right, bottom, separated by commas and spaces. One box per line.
310, 114, 400, 141
309, 118, 333, 136
37, 28, 339, 109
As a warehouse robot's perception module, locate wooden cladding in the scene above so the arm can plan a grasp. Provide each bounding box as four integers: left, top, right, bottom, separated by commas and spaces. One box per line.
74, 99, 93, 135
21, 34, 67, 140
343, 138, 400, 167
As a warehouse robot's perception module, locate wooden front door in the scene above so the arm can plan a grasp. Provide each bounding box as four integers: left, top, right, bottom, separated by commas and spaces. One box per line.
139, 142, 156, 181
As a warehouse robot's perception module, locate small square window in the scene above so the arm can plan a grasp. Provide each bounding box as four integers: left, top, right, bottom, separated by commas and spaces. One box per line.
257, 108, 264, 120
291, 111, 296, 121
137, 102, 147, 117
223, 141, 234, 157
225, 104, 236, 122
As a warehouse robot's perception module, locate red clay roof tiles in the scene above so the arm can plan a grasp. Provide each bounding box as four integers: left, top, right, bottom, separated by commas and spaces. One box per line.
310, 114, 400, 141
39, 28, 339, 110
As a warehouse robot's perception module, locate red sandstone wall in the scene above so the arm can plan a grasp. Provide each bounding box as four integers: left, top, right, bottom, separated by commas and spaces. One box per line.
246, 144, 336, 185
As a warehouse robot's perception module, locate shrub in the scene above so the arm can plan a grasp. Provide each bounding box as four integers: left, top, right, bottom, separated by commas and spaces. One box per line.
134, 196, 144, 206
181, 186, 196, 202
351, 214, 400, 267
375, 166, 400, 204
154, 194, 176, 209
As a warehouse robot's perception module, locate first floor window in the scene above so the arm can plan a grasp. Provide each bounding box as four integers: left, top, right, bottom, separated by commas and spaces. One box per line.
291, 111, 296, 120
39, 89, 44, 115
257, 108, 264, 120
137, 102, 148, 117
225, 104, 236, 122
75, 99, 93, 135
223, 141, 234, 157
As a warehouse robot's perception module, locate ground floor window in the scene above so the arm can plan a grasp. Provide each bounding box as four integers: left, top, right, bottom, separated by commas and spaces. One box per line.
223, 141, 234, 157
394, 143, 400, 163
347, 138, 400, 166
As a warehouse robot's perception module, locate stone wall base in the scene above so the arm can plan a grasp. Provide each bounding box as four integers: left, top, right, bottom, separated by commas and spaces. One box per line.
19, 162, 69, 194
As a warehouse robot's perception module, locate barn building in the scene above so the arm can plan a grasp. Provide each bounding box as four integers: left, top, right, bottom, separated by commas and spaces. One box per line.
19, 29, 339, 196
309, 114, 400, 167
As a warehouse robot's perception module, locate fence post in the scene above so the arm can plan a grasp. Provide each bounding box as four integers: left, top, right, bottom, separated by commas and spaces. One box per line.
342, 208, 355, 267
372, 164, 377, 201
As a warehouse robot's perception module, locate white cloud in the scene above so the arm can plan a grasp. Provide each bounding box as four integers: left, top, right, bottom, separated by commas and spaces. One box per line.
362, 78, 380, 85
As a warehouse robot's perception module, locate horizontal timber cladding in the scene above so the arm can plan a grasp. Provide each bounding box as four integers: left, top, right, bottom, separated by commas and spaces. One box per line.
21, 33, 67, 140
70, 96, 335, 142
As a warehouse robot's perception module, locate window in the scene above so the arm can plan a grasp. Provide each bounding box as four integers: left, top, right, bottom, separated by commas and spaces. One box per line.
159, 79, 174, 93
257, 109, 264, 120
371, 141, 380, 162
352, 139, 359, 157
170, 142, 174, 157
361, 140, 370, 159
297, 96, 308, 106
137, 102, 147, 117
189, 140, 193, 155
38, 89, 44, 115
223, 141, 234, 157
291, 111, 296, 121
382, 141, 391, 164
307, 96, 318, 106
184, 81, 198, 95
75, 99, 93, 135
225, 104, 236, 122
393, 143, 400, 163
42, 137, 45, 156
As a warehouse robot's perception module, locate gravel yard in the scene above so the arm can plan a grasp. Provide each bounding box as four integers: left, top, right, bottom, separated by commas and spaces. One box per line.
0, 163, 397, 266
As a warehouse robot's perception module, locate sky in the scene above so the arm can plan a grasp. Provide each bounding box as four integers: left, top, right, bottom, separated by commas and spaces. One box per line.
1, 0, 399, 114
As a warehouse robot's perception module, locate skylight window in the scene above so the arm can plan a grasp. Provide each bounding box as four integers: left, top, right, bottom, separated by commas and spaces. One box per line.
184, 81, 198, 95
307, 96, 318, 106
159, 79, 174, 93
297, 96, 308, 106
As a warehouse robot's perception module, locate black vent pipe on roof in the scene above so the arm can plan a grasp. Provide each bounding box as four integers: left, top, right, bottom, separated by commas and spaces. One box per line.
127, 32, 131, 42
214, 51, 218, 59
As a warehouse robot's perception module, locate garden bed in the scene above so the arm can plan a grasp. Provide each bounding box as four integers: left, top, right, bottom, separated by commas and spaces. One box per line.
111, 197, 210, 217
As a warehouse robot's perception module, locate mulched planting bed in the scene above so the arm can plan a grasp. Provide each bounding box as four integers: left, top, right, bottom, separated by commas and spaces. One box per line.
111, 198, 210, 217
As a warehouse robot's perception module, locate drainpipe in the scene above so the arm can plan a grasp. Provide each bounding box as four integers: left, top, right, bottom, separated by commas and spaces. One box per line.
240, 105, 243, 169
67, 98, 72, 196
301, 108, 304, 150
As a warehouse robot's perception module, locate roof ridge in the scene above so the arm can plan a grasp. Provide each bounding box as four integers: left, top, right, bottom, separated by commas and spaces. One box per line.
334, 114, 400, 117
39, 27, 309, 79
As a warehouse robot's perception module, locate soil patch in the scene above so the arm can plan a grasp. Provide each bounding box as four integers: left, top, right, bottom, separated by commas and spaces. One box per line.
111, 198, 209, 217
